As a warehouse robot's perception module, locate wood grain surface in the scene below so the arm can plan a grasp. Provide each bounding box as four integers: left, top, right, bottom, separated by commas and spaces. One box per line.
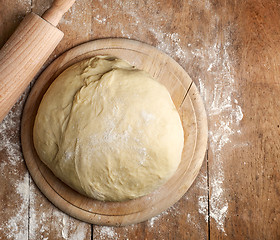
1, 0, 280, 239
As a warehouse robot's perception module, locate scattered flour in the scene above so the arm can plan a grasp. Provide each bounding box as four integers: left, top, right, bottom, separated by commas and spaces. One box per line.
0, 96, 25, 168
14, 0, 31, 17
196, 174, 209, 222
8, 174, 29, 240
67, 224, 88, 240
142, 6, 239, 236
109, 0, 244, 235
0, 94, 29, 240
94, 14, 107, 24
29, 187, 89, 240
0, 93, 88, 239
0, 173, 29, 240
148, 205, 179, 228
60, 0, 90, 33
141, 111, 155, 123
1, 0, 245, 238
92, 226, 118, 240
194, 35, 243, 234
149, 29, 188, 61
55, 212, 88, 240
148, 214, 162, 228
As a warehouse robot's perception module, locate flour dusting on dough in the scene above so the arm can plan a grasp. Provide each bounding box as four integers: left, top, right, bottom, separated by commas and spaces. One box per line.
141, 111, 155, 123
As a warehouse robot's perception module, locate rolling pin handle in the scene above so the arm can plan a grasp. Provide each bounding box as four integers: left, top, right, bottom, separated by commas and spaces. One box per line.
0, 0, 75, 123
42, 0, 76, 26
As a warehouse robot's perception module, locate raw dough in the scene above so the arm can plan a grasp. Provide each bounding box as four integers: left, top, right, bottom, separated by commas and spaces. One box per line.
33, 56, 184, 201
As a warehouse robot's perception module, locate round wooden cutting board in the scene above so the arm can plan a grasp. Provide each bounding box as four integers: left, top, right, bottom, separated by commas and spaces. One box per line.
21, 38, 208, 226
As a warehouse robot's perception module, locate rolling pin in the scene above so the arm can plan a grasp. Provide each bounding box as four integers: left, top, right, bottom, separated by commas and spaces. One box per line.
0, 0, 76, 122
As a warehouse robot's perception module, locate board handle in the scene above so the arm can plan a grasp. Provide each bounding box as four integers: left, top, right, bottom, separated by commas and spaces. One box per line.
43, 0, 76, 26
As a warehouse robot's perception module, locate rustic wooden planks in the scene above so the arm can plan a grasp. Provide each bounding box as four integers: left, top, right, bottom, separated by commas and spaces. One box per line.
185, 0, 280, 239
0, 1, 31, 239
3, 0, 280, 239
0, 0, 207, 239
216, 1, 280, 238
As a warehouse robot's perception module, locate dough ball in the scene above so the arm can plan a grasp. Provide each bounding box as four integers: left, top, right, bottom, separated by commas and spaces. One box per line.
33, 56, 184, 201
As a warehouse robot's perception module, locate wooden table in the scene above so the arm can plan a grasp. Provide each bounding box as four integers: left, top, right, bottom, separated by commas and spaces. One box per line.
1, 0, 280, 239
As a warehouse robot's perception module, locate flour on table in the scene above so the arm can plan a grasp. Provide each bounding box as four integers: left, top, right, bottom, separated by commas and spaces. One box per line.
92, 226, 118, 240
196, 173, 209, 222
110, 0, 244, 234
0, 173, 29, 240
1, 1, 245, 237
0, 95, 88, 240
26, 175, 89, 240
74, 0, 239, 234
0, 94, 29, 240
94, 14, 107, 24
148, 205, 179, 228
0, 96, 25, 168
150, 26, 235, 235
194, 37, 243, 234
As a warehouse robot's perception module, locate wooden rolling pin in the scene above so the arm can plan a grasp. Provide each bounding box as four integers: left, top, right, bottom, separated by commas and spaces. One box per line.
0, 0, 76, 122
